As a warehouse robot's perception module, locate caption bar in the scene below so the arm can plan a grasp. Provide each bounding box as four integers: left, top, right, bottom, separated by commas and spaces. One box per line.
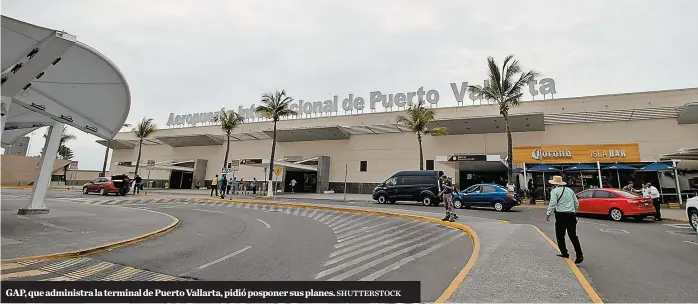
2, 281, 420, 303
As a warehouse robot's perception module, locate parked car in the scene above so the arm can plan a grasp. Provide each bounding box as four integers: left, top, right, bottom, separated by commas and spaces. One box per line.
575, 188, 654, 221
686, 195, 698, 232
372, 170, 444, 206
453, 184, 520, 212
83, 175, 131, 196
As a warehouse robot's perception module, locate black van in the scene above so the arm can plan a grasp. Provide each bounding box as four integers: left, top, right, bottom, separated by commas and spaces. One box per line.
372, 170, 445, 206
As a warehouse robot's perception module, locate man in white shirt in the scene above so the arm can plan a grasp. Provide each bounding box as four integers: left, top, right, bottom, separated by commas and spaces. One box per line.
643, 181, 662, 221
289, 179, 297, 193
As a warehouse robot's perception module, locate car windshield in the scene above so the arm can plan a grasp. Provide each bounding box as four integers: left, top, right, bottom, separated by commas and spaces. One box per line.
616, 190, 640, 198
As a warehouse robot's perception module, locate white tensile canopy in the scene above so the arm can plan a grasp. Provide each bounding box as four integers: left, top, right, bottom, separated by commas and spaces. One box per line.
1, 15, 131, 214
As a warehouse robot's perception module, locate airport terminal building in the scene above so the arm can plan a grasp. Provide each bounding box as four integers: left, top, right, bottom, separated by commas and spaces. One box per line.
102, 87, 698, 196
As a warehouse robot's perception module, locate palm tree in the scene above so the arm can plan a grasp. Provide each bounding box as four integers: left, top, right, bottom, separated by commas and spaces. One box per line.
42, 126, 76, 159
101, 123, 132, 177
212, 110, 245, 171
468, 55, 539, 186
396, 99, 447, 170
132, 118, 158, 176
255, 90, 298, 196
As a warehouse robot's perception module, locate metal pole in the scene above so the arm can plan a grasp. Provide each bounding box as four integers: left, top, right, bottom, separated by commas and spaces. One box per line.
596, 161, 603, 188
542, 171, 546, 202
617, 169, 621, 188
672, 160, 682, 205
146, 169, 151, 194
657, 171, 664, 203
343, 164, 348, 202
522, 162, 527, 190
580, 171, 584, 190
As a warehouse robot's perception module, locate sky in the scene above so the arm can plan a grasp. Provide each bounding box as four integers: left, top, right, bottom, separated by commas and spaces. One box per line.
2, 0, 697, 170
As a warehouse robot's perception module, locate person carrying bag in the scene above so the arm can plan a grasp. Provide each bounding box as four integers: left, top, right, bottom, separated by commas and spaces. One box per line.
545, 175, 583, 264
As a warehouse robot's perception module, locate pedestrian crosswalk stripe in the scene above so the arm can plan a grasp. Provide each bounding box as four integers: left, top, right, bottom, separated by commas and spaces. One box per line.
293, 208, 300, 215
332, 215, 368, 231
323, 213, 345, 225
1, 270, 49, 280
261, 205, 268, 211
285, 207, 292, 214
336, 221, 426, 248
301, 209, 309, 216
325, 230, 460, 281
334, 217, 379, 234
318, 212, 336, 223
1, 263, 28, 270
102, 267, 141, 280
41, 276, 76, 281
254, 204, 259, 210
360, 232, 465, 281
60, 262, 113, 280
313, 211, 327, 220
236, 204, 243, 208
245, 204, 251, 209
329, 214, 360, 228
307, 209, 318, 218
327, 225, 437, 265
226, 204, 232, 207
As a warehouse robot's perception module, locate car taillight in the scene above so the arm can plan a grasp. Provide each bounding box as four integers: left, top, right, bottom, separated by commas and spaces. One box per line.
507, 193, 515, 198
628, 199, 639, 204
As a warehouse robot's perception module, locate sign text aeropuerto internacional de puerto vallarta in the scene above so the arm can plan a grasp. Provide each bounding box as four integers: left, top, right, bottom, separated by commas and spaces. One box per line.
166, 78, 557, 127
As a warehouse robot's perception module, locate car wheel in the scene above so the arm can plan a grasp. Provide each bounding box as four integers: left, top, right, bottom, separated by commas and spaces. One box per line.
82, 187, 89, 195
453, 199, 463, 209
493, 201, 504, 212
100, 188, 108, 196
422, 196, 433, 206
609, 208, 624, 221
689, 210, 698, 231
376, 194, 388, 204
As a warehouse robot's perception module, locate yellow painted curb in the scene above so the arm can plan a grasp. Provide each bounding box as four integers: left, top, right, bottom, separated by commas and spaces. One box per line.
530, 224, 603, 304
1, 209, 179, 263
499, 220, 510, 224
201, 197, 479, 303
664, 217, 689, 223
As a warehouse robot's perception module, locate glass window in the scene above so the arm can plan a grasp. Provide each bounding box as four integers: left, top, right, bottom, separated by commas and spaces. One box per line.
426, 160, 435, 170
465, 185, 481, 193
594, 190, 619, 199
481, 185, 497, 193
617, 190, 640, 198
384, 177, 397, 186
360, 161, 367, 172
576, 191, 594, 199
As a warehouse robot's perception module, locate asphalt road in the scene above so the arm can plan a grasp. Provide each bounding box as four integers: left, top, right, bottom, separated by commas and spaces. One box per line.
3, 189, 472, 302
275, 197, 698, 303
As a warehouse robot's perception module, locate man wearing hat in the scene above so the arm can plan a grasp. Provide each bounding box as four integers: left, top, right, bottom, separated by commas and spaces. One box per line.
440, 175, 456, 222
545, 175, 583, 264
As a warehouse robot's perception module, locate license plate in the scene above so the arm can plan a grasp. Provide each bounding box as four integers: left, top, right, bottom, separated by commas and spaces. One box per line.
644, 203, 649, 206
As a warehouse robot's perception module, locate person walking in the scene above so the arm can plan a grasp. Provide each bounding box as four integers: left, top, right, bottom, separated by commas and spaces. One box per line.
439, 175, 456, 222
645, 182, 662, 221
289, 178, 297, 193
210, 174, 219, 197
231, 176, 238, 195
133, 175, 142, 194
220, 175, 228, 199
545, 175, 583, 264
251, 178, 257, 195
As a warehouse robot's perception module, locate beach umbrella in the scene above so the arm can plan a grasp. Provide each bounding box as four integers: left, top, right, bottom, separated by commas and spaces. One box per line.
638, 162, 677, 202
602, 163, 638, 188
512, 168, 524, 174
564, 164, 598, 190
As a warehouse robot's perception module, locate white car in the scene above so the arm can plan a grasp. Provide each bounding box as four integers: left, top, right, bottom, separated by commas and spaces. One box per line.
687, 196, 698, 232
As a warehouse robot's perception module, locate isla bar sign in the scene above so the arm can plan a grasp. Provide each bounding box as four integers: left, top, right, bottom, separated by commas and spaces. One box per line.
166, 78, 557, 127
514, 144, 641, 163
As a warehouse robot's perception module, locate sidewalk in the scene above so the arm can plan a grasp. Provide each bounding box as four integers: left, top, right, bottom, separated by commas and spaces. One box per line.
1, 197, 177, 260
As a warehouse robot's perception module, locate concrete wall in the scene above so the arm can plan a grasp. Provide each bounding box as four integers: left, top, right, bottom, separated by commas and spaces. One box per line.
1, 155, 70, 186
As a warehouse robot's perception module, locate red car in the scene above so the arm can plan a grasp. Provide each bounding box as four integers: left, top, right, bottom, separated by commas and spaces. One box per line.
82, 175, 131, 196
575, 188, 655, 221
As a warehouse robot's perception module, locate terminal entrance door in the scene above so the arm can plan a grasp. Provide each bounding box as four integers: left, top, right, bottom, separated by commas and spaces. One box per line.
284, 169, 317, 193
169, 170, 193, 189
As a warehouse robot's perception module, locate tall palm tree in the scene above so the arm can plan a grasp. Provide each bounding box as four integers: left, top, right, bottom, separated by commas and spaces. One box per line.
396, 99, 448, 170
255, 90, 298, 196
42, 126, 76, 159
212, 110, 245, 170
132, 118, 158, 176
468, 55, 539, 186
101, 123, 132, 177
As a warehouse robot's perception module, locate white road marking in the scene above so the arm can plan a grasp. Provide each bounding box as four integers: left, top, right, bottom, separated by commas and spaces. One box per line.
685, 240, 698, 246
334, 218, 380, 234
254, 204, 259, 210
261, 205, 268, 211
359, 233, 465, 281
293, 208, 301, 216
336, 219, 409, 243
191, 208, 226, 214
323, 213, 345, 225
329, 214, 361, 228
318, 212, 337, 223
256, 219, 271, 229
578, 220, 609, 226
285, 207, 292, 214
313, 211, 327, 220
307, 209, 319, 218
236, 204, 242, 208
318, 230, 457, 280
600, 228, 630, 234
181, 246, 251, 275
245, 204, 251, 209
326, 225, 437, 265
663, 223, 693, 229
334, 222, 430, 253
301, 209, 309, 216
333, 216, 371, 231
226, 204, 232, 207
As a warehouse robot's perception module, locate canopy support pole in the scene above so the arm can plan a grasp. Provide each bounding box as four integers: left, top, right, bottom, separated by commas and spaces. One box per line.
523, 162, 527, 190
20, 121, 64, 215
0, 97, 11, 134
596, 161, 603, 188
617, 169, 621, 188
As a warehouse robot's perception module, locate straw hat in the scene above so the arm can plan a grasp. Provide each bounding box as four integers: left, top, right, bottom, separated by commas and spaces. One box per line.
548, 175, 567, 185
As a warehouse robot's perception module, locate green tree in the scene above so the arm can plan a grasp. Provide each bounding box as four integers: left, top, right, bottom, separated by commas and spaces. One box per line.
468, 55, 539, 185
42, 126, 76, 159
212, 110, 245, 170
396, 99, 447, 170
132, 118, 158, 176
255, 90, 298, 196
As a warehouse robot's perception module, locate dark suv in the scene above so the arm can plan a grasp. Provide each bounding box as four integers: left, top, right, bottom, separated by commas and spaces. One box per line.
372, 170, 444, 206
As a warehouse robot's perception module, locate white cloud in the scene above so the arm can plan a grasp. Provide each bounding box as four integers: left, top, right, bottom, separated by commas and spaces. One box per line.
2, 0, 697, 169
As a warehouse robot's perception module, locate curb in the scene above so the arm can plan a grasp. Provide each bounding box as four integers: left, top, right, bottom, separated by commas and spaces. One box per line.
529, 224, 603, 304
200, 197, 480, 303
1, 209, 180, 263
